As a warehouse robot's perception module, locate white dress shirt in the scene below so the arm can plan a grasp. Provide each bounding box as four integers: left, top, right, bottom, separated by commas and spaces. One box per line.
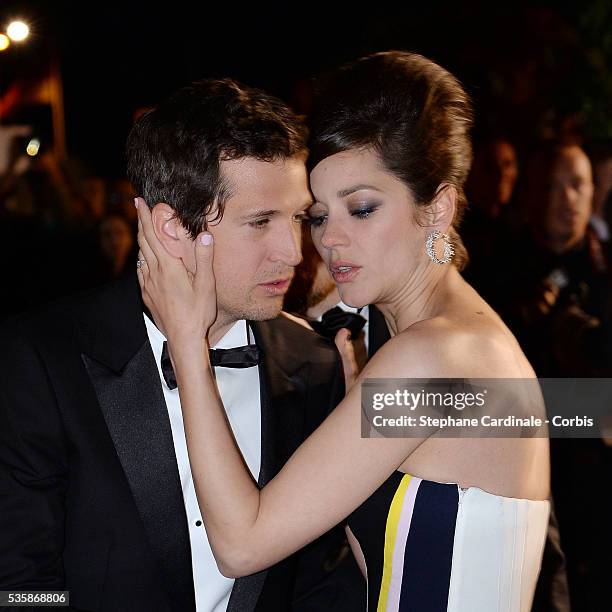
144, 315, 261, 612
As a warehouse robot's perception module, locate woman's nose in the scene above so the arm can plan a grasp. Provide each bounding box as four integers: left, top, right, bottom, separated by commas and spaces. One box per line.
319, 217, 349, 250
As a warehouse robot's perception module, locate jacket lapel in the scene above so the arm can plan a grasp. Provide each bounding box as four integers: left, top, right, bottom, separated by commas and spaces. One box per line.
252, 318, 310, 487
80, 272, 195, 611
227, 317, 309, 612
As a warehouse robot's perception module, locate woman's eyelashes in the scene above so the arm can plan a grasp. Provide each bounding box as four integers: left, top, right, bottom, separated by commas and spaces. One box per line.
307, 212, 327, 227
349, 203, 379, 219
307, 203, 380, 227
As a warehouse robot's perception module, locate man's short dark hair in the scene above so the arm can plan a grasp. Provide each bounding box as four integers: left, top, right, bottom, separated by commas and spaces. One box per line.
126, 78, 308, 238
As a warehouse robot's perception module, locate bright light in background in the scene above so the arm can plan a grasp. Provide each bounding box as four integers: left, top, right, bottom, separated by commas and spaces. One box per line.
0, 34, 9, 51
26, 138, 40, 157
7, 21, 29, 42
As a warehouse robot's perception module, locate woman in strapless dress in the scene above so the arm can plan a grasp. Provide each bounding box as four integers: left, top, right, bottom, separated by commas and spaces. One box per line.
136, 51, 550, 611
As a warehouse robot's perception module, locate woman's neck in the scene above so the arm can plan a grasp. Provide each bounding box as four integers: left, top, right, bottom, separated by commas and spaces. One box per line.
376, 265, 459, 337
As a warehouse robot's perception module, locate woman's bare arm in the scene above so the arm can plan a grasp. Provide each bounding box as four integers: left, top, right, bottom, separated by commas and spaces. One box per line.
173, 339, 425, 577
136, 201, 433, 578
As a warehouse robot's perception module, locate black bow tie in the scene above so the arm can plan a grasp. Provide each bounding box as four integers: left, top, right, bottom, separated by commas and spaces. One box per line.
160, 340, 261, 390
310, 306, 367, 341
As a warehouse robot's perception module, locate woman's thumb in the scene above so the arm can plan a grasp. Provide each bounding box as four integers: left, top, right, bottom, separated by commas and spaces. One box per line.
334, 327, 358, 390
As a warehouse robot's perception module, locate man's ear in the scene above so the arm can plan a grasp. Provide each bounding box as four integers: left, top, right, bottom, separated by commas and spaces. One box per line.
424, 183, 457, 232
151, 203, 189, 258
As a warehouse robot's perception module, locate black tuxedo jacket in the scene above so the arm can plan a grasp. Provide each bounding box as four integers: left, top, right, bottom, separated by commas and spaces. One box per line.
0, 272, 345, 612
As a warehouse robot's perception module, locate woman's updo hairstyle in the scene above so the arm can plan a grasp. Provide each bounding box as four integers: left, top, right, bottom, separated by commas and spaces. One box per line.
309, 51, 474, 270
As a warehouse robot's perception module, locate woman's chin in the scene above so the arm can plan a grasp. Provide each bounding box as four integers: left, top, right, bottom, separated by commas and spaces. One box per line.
338, 288, 370, 309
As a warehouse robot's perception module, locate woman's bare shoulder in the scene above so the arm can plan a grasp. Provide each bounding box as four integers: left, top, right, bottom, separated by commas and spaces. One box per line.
362, 315, 530, 380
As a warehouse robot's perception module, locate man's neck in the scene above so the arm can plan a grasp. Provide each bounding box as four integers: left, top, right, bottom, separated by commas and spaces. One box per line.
145, 309, 238, 348
306, 287, 341, 319
208, 317, 240, 347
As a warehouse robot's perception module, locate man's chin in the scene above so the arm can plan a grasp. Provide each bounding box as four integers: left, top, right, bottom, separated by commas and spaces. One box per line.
307, 281, 337, 309
239, 297, 284, 322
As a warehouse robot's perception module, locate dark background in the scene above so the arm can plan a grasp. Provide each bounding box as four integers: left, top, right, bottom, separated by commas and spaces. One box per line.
1, 0, 610, 178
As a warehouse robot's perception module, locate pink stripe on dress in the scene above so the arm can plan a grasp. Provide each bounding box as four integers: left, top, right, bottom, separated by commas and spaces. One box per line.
385, 475, 422, 611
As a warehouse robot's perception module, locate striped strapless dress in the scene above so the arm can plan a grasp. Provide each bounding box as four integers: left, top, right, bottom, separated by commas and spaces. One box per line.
348, 471, 550, 612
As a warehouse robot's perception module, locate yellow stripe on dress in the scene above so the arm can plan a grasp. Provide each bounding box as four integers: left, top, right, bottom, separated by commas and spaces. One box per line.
377, 473, 413, 612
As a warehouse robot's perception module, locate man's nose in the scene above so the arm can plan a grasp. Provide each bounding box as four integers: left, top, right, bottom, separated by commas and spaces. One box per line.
270, 222, 302, 267
560, 184, 579, 206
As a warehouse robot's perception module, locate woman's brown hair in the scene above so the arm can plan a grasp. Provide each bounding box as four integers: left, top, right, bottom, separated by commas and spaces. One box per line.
309, 51, 474, 270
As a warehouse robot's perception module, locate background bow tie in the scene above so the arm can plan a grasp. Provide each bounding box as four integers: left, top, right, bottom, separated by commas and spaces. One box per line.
310, 306, 366, 340
160, 341, 261, 390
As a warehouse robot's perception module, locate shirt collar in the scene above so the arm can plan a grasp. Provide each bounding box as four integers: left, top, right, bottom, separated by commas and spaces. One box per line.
335, 301, 370, 321
214, 319, 252, 349
143, 314, 251, 350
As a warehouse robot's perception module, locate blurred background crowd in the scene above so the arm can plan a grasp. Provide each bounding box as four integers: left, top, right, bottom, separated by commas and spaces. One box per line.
0, 1, 610, 610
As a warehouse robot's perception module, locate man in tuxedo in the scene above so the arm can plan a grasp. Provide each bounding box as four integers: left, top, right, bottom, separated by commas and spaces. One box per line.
0, 79, 354, 611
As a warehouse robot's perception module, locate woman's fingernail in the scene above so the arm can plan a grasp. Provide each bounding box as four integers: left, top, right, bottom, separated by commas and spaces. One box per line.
200, 233, 213, 246
134, 198, 139, 208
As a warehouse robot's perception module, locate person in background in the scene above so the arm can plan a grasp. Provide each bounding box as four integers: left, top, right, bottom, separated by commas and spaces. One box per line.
462, 136, 520, 296
107, 177, 138, 225
494, 142, 611, 610
90, 213, 137, 284
466, 137, 519, 221
498, 143, 611, 376
589, 142, 612, 243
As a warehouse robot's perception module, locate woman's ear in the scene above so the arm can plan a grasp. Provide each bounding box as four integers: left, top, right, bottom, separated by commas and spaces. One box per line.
151, 203, 190, 258
426, 184, 457, 231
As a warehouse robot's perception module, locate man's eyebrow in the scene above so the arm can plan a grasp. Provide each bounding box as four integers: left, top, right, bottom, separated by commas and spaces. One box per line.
337, 184, 384, 198
239, 209, 279, 221
239, 202, 313, 220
